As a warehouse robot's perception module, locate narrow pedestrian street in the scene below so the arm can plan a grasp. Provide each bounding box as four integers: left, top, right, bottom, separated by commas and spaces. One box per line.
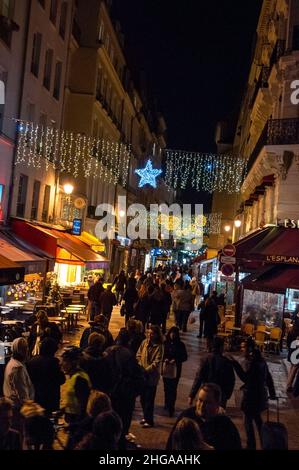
60, 306, 299, 450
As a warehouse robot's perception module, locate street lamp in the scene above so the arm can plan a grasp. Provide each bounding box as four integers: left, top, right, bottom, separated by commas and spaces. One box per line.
234, 218, 242, 228
63, 183, 74, 195
119, 209, 125, 218
224, 224, 231, 232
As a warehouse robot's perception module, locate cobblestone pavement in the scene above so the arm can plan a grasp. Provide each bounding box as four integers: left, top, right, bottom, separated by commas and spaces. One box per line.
60, 306, 299, 450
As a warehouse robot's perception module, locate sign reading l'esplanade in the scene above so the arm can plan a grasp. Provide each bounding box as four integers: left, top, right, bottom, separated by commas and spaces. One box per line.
266, 255, 299, 265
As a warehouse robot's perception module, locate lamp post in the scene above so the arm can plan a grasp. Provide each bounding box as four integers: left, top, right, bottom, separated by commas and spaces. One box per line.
63, 183, 74, 222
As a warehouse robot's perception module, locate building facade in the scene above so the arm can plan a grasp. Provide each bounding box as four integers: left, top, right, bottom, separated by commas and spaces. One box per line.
8, 0, 74, 225
232, 0, 299, 240
0, 0, 29, 222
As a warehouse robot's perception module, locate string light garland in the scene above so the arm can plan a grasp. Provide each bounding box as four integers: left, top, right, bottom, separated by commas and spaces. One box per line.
15, 120, 132, 188
165, 149, 247, 193
15, 120, 247, 194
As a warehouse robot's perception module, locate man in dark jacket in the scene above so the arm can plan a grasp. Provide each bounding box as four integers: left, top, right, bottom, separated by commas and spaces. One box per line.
88, 279, 104, 321
27, 338, 65, 414
166, 383, 242, 450
100, 286, 117, 325
79, 315, 114, 350
189, 337, 235, 408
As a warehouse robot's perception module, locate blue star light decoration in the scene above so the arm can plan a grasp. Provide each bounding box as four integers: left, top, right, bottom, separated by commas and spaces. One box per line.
135, 159, 162, 188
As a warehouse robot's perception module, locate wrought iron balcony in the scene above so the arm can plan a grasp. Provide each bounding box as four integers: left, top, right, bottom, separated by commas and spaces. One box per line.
267, 118, 299, 145
246, 118, 299, 173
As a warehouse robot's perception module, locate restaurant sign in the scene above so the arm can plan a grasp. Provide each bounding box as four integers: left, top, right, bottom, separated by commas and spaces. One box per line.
266, 255, 299, 265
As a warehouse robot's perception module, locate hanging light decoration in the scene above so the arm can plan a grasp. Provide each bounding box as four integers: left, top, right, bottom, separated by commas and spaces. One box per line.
165, 149, 247, 193
15, 120, 132, 188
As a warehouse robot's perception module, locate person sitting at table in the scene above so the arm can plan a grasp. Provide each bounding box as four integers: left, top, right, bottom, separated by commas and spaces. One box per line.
28, 310, 62, 356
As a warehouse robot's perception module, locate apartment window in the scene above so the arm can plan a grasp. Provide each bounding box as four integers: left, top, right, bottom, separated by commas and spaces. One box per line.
0, 69, 7, 131
93, 118, 98, 138
31, 32, 42, 77
26, 102, 35, 123
0, 0, 14, 17
50, 0, 58, 25
16, 174, 28, 218
59, 2, 68, 39
53, 61, 62, 100
96, 67, 102, 98
0, 0, 15, 46
43, 48, 53, 90
293, 25, 299, 50
110, 46, 114, 65
42, 185, 51, 222
104, 33, 110, 52
99, 21, 104, 41
39, 112, 47, 129
0, 184, 4, 220
31, 180, 40, 220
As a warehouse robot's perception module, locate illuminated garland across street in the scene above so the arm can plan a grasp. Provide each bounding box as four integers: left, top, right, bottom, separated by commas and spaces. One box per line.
14, 121, 247, 193
164, 149, 247, 193
15, 120, 131, 187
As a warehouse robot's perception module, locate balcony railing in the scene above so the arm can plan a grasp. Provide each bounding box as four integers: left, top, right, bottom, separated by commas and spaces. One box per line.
246, 118, 299, 172
267, 118, 299, 145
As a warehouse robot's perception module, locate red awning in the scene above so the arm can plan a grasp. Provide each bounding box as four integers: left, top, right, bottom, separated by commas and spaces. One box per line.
0, 230, 47, 274
219, 227, 272, 262
242, 264, 299, 294
12, 220, 109, 268
250, 227, 299, 264
0, 255, 25, 285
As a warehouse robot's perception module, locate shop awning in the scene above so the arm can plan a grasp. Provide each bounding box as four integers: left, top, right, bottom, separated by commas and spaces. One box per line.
0, 231, 47, 275
77, 231, 105, 253
0, 255, 25, 285
249, 227, 299, 265
242, 264, 299, 294
11, 220, 109, 269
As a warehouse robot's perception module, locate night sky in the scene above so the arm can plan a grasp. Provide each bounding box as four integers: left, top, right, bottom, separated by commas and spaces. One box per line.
112, 0, 263, 206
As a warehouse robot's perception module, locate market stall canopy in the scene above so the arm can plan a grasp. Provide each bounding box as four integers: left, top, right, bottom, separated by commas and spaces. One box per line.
12, 220, 109, 269
242, 264, 299, 294
0, 231, 47, 274
0, 255, 25, 285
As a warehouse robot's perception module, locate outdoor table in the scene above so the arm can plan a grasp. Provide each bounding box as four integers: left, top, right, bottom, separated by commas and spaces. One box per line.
2, 320, 25, 325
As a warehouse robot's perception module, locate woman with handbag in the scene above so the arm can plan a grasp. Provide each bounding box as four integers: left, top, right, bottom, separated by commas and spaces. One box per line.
162, 326, 188, 417
136, 325, 164, 428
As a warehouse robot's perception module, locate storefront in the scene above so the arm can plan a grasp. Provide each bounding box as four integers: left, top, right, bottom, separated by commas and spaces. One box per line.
0, 231, 46, 305
150, 248, 172, 268
11, 219, 109, 288
230, 226, 299, 325
199, 257, 218, 295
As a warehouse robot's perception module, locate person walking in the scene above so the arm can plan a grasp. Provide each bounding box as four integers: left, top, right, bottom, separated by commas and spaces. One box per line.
189, 337, 235, 409
112, 270, 127, 305
100, 285, 117, 325
162, 327, 188, 417
136, 325, 164, 428
227, 338, 276, 450
87, 278, 104, 321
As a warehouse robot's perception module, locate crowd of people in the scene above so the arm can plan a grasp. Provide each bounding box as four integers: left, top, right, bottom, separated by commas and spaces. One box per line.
0, 264, 295, 451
